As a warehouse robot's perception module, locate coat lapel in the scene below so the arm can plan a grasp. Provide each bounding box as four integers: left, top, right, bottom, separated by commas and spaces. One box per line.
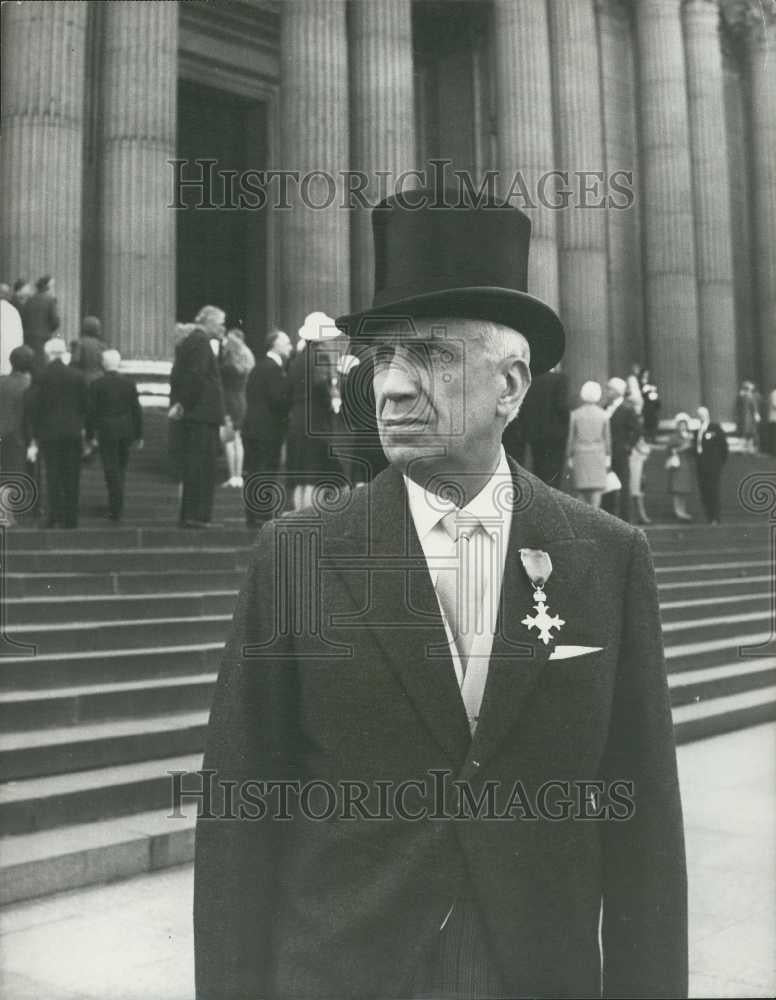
326, 467, 471, 767
464, 461, 586, 772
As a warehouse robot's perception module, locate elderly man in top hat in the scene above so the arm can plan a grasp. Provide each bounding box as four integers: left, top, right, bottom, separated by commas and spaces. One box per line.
194, 191, 687, 999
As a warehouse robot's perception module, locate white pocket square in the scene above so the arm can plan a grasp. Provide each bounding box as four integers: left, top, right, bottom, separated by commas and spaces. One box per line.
549, 644, 603, 660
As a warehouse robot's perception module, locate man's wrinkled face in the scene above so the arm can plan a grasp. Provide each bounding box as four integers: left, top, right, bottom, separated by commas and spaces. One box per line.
371, 317, 520, 476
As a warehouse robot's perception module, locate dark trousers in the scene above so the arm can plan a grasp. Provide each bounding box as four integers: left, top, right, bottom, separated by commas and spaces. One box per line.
99, 438, 131, 520
697, 465, 723, 522
406, 898, 507, 999
602, 453, 631, 522
180, 422, 219, 525
243, 435, 283, 526
41, 439, 81, 528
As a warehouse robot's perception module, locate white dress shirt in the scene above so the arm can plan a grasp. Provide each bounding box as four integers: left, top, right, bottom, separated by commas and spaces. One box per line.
403, 448, 514, 733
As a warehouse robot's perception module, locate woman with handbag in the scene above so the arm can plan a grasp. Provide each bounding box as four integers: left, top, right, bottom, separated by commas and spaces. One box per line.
566, 380, 610, 508
666, 412, 694, 521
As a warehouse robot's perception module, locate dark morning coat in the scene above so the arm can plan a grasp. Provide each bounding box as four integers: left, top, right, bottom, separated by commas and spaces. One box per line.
86, 371, 143, 443
25, 359, 88, 442
194, 458, 687, 1000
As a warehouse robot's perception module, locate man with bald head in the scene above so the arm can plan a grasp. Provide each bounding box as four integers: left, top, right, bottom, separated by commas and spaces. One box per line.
195, 191, 686, 999
85, 348, 143, 523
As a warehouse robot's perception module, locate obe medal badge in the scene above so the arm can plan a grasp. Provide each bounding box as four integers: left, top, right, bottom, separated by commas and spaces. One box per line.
519, 548, 565, 646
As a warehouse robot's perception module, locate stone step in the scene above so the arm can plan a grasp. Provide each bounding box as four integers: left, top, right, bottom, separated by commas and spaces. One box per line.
4, 526, 256, 551
648, 544, 766, 567
658, 590, 770, 623
657, 574, 772, 602
5, 590, 238, 626
4, 612, 232, 655
654, 559, 769, 583
0, 807, 196, 906
0, 753, 200, 835
668, 657, 776, 707
0, 642, 222, 691
4, 568, 245, 598
6, 547, 246, 574
665, 632, 774, 673
0, 674, 216, 732
673, 685, 776, 743
661, 611, 772, 647
0, 712, 208, 780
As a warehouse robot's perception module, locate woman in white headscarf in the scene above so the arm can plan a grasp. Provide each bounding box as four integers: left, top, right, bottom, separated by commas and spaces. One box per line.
566, 380, 610, 508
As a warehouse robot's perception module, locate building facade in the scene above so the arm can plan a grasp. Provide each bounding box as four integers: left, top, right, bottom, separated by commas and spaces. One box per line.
1, 0, 774, 417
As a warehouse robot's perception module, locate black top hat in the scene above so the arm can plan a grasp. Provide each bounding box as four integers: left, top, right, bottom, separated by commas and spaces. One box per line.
335, 188, 565, 374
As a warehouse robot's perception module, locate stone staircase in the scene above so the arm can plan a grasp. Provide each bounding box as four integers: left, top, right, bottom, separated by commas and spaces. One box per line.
0, 412, 773, 904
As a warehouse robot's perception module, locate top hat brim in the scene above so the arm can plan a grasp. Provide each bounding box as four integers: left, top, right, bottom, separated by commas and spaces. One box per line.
335, 287, 564, 375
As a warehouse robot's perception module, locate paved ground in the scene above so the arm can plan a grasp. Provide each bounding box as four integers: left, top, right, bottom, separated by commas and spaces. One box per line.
1, 723, 774, 999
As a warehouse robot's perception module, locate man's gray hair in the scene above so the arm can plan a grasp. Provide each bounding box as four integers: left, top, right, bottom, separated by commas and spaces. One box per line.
477, 320, 531, 426
194, 304, 226, 327
44, 337, 68, 360
101, 348, 121, 372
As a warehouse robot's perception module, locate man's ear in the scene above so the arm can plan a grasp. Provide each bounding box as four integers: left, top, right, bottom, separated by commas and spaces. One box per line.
497, 356, 530, 421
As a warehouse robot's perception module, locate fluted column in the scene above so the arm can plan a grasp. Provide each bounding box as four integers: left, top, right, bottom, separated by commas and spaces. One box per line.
280, 0, 349, 337
100, 1, 177, 360
684, 0, 737, 417
636, 0, 701, 416
597, 0, 645, 376
0, 1, 87, 342
493, 0, 559, 313
349, 0, 416, 312
746, 6, 776, 390
549, 0, 609, 391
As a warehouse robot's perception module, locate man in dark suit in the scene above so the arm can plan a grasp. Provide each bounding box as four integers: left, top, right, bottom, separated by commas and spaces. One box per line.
511, 366, 569, 486
169, 325, 225, 528
694, 405, 728, 524
25, 337, 88, 528
242, 328, 293, 527
85, 349, 143, 522
602, 376, 641, 522
22, 275, 60, 372
194, 193, 687, 999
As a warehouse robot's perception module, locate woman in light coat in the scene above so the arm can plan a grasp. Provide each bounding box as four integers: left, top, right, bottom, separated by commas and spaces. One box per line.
626, 374, 651, 524
566, 380, 610, 508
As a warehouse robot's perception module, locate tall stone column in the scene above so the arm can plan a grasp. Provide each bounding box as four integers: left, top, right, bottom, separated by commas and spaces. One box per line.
684, 0, 737, 418
745, 5, 776, 390
0, 1, 87, 342
549, 0, 609, 392
493, 0, 559, 314
349, 0, 416, 312
597, 0, 645, 377
636, 0, 701, 416
100, 1, 178, 360
280, 0, 349, 338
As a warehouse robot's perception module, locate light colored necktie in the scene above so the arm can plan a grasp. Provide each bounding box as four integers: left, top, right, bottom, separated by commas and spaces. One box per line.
434, 510, 488, 676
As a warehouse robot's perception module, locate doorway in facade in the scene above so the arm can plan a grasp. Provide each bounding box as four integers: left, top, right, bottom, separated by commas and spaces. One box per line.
176, 80, 269, 357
